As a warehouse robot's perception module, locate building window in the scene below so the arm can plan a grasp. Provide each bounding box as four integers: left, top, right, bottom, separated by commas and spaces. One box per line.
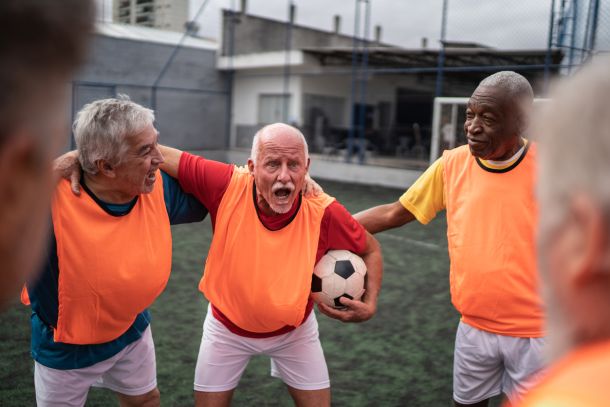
258, 94, 290, 124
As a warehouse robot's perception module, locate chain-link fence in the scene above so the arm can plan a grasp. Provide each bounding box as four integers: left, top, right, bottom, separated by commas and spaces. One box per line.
81, 0, 609, 168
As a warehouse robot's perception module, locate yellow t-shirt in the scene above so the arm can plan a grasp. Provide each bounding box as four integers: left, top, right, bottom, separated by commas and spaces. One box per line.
399, 140, 529, 224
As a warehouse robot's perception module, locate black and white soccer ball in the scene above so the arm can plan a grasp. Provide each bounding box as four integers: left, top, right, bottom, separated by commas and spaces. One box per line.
311, 250, 367, 309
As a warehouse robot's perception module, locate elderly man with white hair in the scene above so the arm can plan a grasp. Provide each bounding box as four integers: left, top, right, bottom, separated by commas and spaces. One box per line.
355, 71, 546, 406
158, 123, 383, 407
514, 57, 610, 407
24, 96, 207, 407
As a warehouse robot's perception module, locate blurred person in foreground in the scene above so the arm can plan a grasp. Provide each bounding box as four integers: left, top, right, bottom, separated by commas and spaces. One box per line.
158, 123, 383, 407
514, 57, 610, 407
355, 72, 545, 406
25, 97, 207, 407
0, 0, 93, 310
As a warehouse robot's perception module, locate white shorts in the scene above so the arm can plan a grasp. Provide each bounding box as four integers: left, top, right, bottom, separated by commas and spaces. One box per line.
194, 305, 330, 392
34, 326, 157, 407
453, 321, 546, 404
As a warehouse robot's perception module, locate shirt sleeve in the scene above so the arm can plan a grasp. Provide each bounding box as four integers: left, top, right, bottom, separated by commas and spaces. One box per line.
398, 157, 445, 225
161, 171, 208, 225
177, 152, 234, 219
317, 201, 367, 261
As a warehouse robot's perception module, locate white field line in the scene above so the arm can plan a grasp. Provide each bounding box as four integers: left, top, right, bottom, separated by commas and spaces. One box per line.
377, 232, 443, 251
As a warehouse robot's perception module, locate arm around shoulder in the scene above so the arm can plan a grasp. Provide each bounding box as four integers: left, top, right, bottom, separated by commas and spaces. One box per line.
158, 145, 183, 179
354, 200, 416, 234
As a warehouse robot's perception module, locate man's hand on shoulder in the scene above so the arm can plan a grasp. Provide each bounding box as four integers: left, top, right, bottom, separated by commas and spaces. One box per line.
54, 150, 82, 195
302, 173, 323, 198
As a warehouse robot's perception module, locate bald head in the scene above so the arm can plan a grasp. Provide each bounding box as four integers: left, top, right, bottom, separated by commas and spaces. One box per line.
251, 123, 309, 165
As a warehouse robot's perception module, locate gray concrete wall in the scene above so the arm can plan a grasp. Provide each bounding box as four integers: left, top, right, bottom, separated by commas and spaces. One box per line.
221, 11, 355, 56
71, 34, 229, 150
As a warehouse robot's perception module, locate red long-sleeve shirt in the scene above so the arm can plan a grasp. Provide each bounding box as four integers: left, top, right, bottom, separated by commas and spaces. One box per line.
178, 152, 366, 337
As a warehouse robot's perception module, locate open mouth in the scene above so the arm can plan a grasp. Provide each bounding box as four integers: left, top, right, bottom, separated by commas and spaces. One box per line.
145, 169, 157, 185
274, 187, 292, 199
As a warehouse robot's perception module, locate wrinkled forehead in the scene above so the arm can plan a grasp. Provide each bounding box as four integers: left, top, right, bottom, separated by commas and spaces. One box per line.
258, 131, 307, 161
467, 86, 510, 113
125, 124, 159, 148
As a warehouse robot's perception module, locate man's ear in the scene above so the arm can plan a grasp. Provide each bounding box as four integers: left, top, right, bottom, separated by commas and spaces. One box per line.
306, 157, 311, 172
247, 159, 255, 175
568, 195, 610, 287
96, 160, 116, 178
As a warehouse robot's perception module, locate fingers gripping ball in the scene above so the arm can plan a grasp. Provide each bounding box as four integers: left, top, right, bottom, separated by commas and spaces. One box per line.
311, 250, 366, 309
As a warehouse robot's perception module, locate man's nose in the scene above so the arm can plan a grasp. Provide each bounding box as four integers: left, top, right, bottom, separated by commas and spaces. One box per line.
277, 164, 290, 182
467, 117, 482, 134
152, 145, 165, 164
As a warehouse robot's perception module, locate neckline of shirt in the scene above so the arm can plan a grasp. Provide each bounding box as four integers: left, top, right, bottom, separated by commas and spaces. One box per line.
479, 138, 528, 170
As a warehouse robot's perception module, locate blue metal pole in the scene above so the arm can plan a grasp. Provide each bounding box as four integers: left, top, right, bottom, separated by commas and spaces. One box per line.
583, 0, 593, 54
357, 0, 371, 164
589, 0, 600, 52
568, 0, 578, 73
282, 1, 295, 122
544, 0, 556, 93
225, 2, 236, 149
347, 0, 361, 163
435, 0, 449, 97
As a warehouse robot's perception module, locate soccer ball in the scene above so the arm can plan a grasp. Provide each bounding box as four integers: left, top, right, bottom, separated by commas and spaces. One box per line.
311, 250, 367, 309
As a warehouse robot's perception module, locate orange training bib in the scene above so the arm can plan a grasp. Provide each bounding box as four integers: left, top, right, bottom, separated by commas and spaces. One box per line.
51, 171, 172, 344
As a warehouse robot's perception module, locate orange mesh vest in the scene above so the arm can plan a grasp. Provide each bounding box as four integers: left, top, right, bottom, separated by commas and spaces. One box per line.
515, 340, 610, 407
201, 167, 335, 333
443, 144, 543, 337
51, 171, 172, 344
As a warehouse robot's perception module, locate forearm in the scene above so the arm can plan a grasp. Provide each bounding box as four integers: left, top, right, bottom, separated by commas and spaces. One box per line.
360, 232, 383, 305
159, 145, 183, 179
355, 201, 416, 234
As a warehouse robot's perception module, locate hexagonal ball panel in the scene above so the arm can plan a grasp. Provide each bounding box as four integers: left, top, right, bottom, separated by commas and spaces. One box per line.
322, 273, 346, 299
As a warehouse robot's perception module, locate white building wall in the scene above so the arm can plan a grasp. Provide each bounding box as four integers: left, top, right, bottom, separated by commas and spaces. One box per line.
300, 74, 406, 128
155, 0, 188, 32
230, 66, 433, 148
112, 0, 188, 32
231, 72, 302, 148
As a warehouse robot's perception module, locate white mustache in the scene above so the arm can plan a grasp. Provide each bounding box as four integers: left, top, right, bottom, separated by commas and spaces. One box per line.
272, 182, 295, 193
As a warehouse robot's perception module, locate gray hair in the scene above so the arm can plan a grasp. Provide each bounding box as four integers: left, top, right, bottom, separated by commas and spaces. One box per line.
479, 71, 534, 134
73, 95, 155, 174
250, 123, 309, 164
537, 56, 610, 235
479, 71, 534, 100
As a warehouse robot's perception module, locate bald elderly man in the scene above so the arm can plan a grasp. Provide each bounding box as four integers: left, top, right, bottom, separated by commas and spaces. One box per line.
355, 72, 546, 406
158, 123, 383, 407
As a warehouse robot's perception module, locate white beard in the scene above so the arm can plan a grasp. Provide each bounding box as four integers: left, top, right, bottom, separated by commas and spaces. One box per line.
268, 201, 292, 214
